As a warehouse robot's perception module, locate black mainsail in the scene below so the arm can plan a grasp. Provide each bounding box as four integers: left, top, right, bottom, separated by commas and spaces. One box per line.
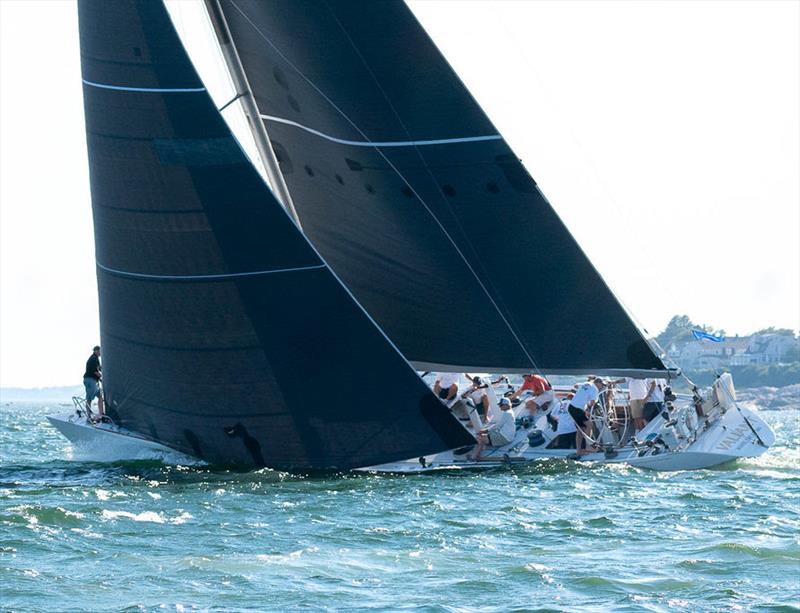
217, 0, 671, 377
78, 0, 473, 469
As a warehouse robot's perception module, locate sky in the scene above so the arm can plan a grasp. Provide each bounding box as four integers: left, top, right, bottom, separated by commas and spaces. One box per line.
1, 0, 798, 388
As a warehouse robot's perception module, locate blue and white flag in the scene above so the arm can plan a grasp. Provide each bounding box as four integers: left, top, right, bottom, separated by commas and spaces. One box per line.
692, 329, 725, 342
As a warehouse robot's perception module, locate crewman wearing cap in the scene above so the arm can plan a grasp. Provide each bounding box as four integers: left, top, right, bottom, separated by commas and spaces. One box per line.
511, 373, 555, 416
461, 375, 491, 422
469, 397, 516, 461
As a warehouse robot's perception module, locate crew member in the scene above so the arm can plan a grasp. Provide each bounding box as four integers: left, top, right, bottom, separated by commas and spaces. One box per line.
642, 378, 666, 423
461, 376, 492, 421
568, 377, 605, 455
624, 377, 649, 432
469, 397, 516, 460
547, 393, 577, 449
433, 372, 461, 403
511, 373, 555, 416
82, 345, 104, 417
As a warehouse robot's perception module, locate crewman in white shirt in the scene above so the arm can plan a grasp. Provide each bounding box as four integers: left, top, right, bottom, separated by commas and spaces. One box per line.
608, 376, 649, 432
433, 372, 461, 403
623, 377, 649, 432
547, 396, 578, 449
642, 378, 667, 423
568, 378, 606, 455
469, 397, 516, 460
461, 375, 493, 422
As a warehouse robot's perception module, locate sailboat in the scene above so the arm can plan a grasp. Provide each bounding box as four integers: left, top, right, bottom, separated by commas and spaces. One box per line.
48, 0, 773, 471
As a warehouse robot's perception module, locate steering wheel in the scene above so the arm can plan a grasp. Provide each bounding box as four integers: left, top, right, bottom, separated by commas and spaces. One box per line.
586, 388, 630, 448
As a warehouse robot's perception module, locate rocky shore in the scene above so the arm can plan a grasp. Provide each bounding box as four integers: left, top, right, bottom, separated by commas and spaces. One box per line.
737, 383, 800, 411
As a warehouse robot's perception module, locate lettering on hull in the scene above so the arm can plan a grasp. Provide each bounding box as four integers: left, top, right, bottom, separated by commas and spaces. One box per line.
717, 423, 751, 451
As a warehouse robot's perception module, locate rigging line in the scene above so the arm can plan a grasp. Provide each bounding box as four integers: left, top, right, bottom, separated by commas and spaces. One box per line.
533, 184, 667, 369
321, 2, 540, 373
229, 0, 538, 371
326, 7, 665, 377
485, 13, 662, 364
96, 262, 325, 280
218, 90, 246, 112
258, 114, 502, 148
82, 79, 206, 93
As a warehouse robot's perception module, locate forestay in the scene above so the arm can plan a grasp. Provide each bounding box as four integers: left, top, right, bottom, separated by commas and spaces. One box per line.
78, 0, 473, 469
218, 0, 671, 377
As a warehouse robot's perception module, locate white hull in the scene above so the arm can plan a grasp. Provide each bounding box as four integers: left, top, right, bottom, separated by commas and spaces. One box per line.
48, 404, 773, 472
49, 376, 775, 473
362, 400, 775, 474
47, 413, 185, 462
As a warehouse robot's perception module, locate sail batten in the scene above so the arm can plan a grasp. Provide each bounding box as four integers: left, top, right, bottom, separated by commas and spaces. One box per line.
220, 0, 669, 376
260, 114, 502, 148
79, 0, 473, 469
82, 79, 206, 93
97, 261, 327, 281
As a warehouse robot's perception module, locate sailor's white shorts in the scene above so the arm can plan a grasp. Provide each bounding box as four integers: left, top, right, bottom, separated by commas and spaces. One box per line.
467, 390, 487, 406
525, 389, 555, 408
487, 425, 513, 447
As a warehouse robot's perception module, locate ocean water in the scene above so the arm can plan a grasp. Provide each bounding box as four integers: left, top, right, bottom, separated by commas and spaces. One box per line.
1, 402, 798, 612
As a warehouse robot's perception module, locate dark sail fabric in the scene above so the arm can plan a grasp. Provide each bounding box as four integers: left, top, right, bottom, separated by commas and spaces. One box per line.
219, 0, 670, 376
78, 0, 473, 469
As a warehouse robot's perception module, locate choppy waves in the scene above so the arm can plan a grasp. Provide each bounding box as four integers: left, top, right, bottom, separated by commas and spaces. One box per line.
1, 402, 798, 612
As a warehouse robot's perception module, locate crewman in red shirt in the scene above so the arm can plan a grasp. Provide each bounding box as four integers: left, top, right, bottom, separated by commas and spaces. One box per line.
511, 373, 555, 416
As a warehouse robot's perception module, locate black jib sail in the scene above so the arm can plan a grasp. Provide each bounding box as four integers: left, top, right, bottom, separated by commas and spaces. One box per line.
217, 0, 671, 377
78, 0, 473, 469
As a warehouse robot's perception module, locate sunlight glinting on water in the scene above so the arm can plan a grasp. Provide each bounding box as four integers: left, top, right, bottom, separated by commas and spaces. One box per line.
1, 403, 798, 612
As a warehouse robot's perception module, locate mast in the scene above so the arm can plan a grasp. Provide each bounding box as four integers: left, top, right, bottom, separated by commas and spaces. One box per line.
202, 0, 301, 228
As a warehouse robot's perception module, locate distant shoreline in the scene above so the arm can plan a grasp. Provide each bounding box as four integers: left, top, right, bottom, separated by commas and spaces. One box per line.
0, 386, 83, 403
2, 383, 797, 410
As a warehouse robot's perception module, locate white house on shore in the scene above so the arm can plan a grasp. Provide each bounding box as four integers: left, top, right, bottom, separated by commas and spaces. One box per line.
676, 333, 799, 370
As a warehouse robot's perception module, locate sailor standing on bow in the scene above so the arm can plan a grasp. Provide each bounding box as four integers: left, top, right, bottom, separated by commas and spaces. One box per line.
82, 345, 104, 418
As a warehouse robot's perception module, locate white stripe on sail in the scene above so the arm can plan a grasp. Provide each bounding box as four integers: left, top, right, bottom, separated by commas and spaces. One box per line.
259, 114, 502, 148
97, 262, 325, 280
82, 79, 206, 93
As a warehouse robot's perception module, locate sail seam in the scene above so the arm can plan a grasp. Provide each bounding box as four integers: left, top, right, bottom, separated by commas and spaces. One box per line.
116, 392, 292, 419
97, 262, 325, 280
82, 79, 206, 93
103, 331, 263, 353
259, 114, 502, 148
